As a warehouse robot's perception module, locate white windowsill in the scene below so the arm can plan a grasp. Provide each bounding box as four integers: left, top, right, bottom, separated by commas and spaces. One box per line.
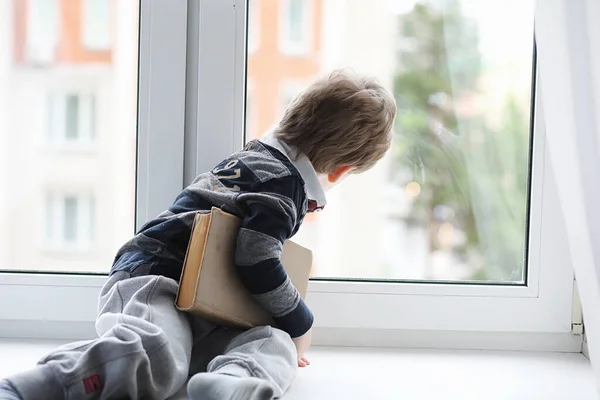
0, 339, 595, 399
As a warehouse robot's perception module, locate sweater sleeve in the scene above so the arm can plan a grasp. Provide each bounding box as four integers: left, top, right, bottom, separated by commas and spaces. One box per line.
234, 176, 314, 338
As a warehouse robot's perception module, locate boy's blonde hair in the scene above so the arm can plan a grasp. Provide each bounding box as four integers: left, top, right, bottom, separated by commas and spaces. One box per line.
275, 70, 397, 174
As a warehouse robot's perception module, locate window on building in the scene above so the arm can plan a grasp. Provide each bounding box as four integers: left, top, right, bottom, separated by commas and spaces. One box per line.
45, 192, 96, 250
47, 93, 97, 146
26, 0, 60, 63
81, 0, 111, 50
280, 0, 310, 55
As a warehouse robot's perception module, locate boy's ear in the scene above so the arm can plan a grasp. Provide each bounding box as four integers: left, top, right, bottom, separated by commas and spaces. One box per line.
328, 165, 353, 183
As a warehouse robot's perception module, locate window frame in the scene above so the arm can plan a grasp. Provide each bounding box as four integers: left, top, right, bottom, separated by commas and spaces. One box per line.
0, 0, 582, 352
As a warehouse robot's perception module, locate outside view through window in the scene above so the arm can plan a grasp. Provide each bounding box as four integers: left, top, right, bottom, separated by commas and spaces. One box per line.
0, 0, 534, 284
246, 0, 534, 282
0, 0, 138, 273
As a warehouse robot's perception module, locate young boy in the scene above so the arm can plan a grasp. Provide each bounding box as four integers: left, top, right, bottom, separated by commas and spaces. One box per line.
0, 70, 396, 400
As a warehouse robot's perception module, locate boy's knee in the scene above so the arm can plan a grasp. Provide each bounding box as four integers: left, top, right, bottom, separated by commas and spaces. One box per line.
270, 327, 297, 365
98, 271, 134, 314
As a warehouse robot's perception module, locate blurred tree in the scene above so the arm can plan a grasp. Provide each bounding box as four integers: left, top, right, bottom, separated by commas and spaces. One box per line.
393, 1, 529, 280
466, 96, 530, 281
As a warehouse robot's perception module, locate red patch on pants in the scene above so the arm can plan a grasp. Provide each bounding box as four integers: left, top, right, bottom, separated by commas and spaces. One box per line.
82, 375, 101, 394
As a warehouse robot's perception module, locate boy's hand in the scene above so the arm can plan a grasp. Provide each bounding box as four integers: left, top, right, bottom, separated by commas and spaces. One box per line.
292, 329, 312, 367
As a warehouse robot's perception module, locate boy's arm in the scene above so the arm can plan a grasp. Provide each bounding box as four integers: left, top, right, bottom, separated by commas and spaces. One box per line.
234, 176, 314, 338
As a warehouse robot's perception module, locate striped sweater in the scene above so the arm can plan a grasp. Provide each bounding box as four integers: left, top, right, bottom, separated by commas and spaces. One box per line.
110, 132, 326, 338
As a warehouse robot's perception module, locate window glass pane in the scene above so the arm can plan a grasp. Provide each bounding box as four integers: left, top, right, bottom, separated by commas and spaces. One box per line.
247, 0, 534, 283
65, 95, 80, 140
288, 0, 304, 43
1, 1, 139, 272
63, 196, 78, 241
26, 0, 59, 63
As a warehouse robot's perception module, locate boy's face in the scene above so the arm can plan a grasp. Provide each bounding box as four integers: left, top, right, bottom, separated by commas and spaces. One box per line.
319, 165, 354, 192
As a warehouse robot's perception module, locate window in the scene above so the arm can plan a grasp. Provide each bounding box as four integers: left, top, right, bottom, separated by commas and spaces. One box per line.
26, 0, 59, 63
44, 192, 96, 251
0, 0, 579, 352
81, 0, 111, 50
232, 0, 573, 346
47, 93, 97, 146
1, 1, 187, 334
280, 0, 311, 55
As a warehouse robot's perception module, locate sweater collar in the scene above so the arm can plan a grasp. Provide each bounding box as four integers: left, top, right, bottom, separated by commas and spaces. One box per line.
260, 131, 327, 211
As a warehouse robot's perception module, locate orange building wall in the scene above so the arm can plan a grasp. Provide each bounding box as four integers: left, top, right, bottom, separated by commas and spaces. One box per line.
13, 0, 112, 64
14, 0, 322, 131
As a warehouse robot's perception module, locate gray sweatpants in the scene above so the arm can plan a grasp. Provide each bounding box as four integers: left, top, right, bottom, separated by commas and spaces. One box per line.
7, 272, 297, 400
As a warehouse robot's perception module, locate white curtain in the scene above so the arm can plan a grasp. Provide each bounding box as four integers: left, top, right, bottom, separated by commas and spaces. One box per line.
536, 0, 600, 393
